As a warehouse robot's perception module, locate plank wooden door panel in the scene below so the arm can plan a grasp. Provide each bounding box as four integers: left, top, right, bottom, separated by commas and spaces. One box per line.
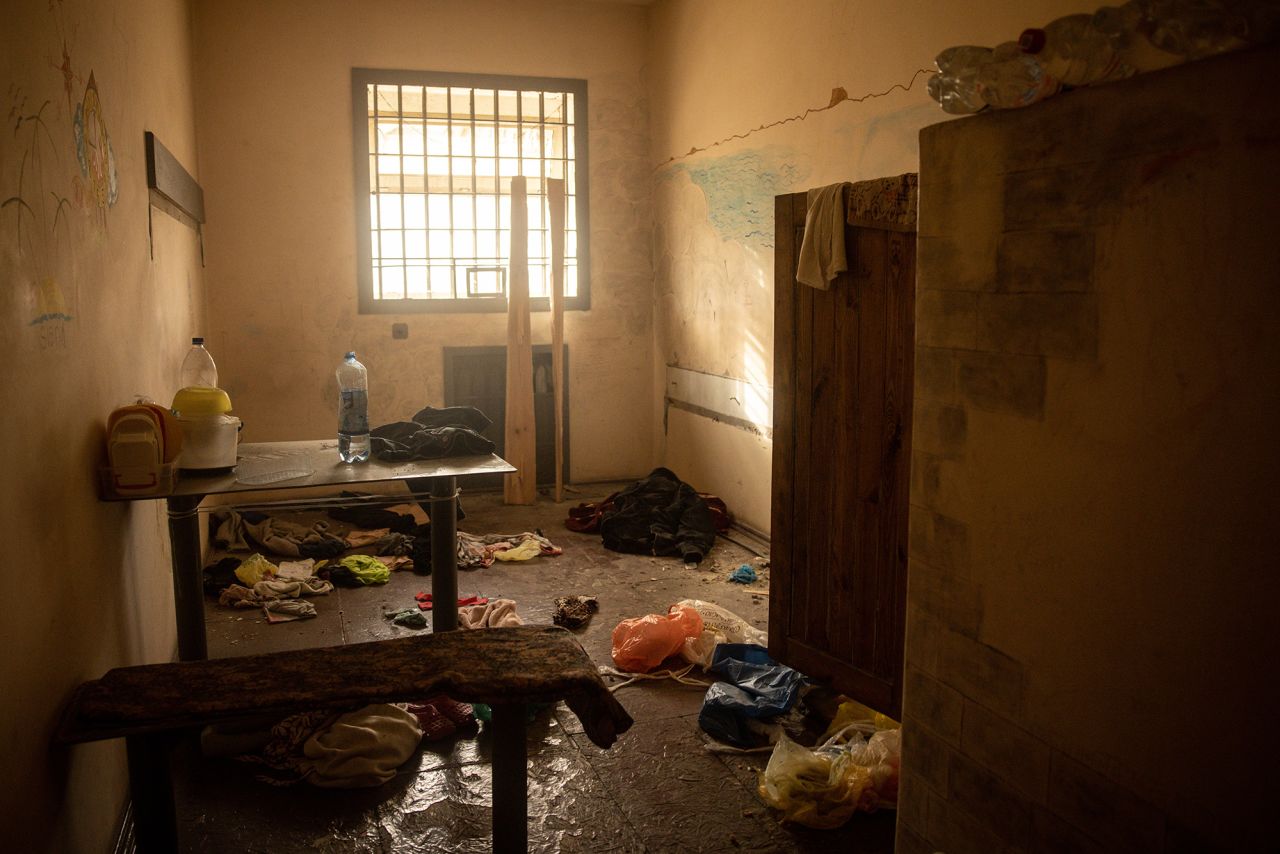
769, 190, 914, 718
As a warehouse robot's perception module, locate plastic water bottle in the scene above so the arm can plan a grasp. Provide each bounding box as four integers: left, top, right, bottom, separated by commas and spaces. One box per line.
1151, 0, 1252, 58
928, 45, 992, 114
976, 41, 1062, 109
1020, 14, 1134, 87
1092, 2, 1187, 72
336, 352, 370, 463
181, 337, 218, 388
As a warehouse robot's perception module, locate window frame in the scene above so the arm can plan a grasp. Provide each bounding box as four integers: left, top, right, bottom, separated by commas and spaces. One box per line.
352, 68, 590, 314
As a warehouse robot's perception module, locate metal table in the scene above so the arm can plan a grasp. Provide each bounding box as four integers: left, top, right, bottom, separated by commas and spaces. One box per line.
107, 440, 514, 660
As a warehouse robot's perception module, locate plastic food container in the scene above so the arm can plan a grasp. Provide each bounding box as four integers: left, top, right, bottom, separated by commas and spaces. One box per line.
236, 450, 314, 485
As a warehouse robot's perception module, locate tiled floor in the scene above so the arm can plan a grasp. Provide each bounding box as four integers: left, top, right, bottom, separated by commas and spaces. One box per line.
175, 485, 896, 853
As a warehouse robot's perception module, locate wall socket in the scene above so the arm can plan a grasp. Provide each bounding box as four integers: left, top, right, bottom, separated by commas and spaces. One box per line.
391, 323, 408, 339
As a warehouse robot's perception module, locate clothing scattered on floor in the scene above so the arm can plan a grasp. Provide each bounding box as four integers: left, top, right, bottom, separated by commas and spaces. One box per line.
262, 600, 319, 622
568, 468, 722, 564
277, 558, 319, 581
456, 531, 563, 568
384, 502, 430, 525
301, 704, 424, 788
374, 555, 413, 571
383, 607, 428, 629
344, 527, 390, 548
370, 405, 496, 461
405, 695, 476, 741
414, 592, 488, 612
458, 598, 524, 629
216, 510, 348, 559
202, 556, 242, 596
729, 564, 758, 583
553, 595, 599, 630
234, 553, 278, 586
375, 531, 415, 556
327, 497, 420, 533
327, 554, 391, 586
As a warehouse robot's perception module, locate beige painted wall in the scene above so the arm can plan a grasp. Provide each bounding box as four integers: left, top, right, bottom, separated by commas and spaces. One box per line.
0, 0, 204, 849
192, 0, 653, 483
646, 0, 1084, 531
902, 48, 1280, 852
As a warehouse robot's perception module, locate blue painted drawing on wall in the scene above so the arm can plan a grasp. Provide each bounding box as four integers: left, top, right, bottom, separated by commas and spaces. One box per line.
663, 146, 808, 248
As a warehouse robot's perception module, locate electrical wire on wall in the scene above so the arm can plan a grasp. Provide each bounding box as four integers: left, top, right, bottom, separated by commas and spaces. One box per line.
656, 67, 934, 169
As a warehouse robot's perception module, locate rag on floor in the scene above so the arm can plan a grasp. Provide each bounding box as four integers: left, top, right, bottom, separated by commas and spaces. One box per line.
215, 510, 348, 559
301, 704, 424, 788
344, 527, 390, 548
328, 554, 392, 586
233, 704, 424, 788
458, 598, 524, 629
454, 531, 562, 569
796, 182, 848, 290
553, 595, 599, 630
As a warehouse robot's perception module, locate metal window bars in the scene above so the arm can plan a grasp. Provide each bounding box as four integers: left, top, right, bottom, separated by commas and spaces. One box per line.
368, 82, 579, 302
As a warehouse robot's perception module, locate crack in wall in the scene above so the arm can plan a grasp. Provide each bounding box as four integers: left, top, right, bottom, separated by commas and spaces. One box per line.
656, 68, 934, 170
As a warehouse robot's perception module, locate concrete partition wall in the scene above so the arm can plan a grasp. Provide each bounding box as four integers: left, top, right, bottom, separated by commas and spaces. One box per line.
0, 0, 204, 849
192, 0, 653, 483
646, 0, 1083, 532
900, 48, 1280, 853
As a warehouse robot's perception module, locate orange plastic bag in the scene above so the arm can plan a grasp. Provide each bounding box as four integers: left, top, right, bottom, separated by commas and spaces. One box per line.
611, 603, 704, 673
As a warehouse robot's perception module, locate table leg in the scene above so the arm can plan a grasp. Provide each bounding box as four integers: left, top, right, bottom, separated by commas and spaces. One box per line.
166, 495, 206, 661
127, 733, 179, 852
490, 703, 528, 854
429, 476, 458, 632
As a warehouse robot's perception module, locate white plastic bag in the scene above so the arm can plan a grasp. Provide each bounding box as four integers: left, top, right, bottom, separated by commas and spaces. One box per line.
675, 598, 768, 669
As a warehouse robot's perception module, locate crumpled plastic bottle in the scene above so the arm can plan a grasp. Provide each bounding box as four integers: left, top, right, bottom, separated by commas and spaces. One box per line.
976, 41, 1062, 109
927, 45, 992, 114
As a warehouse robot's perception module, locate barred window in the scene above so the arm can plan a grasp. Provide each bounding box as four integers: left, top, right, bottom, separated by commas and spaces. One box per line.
352, 70, 588, 313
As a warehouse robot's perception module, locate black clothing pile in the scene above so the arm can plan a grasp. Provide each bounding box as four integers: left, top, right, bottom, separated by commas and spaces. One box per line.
591, 467, 718, 564
371, 405, 495, 461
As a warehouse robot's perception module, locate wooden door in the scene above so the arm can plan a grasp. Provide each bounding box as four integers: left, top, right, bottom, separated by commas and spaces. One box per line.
769, 190, 914, 718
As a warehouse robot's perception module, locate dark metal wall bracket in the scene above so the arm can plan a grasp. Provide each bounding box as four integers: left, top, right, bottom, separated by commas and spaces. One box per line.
145, 130, 205, 263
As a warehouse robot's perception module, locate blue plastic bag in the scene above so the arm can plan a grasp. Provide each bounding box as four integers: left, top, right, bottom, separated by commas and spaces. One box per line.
698, 644, 805, 747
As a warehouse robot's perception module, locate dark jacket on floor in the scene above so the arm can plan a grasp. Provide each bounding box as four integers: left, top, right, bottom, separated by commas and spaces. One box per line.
599, 467, 717, 563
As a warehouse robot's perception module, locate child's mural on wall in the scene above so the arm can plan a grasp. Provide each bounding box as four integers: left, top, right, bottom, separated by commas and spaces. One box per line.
3, 1, 118, 348
652, 145, 810, 383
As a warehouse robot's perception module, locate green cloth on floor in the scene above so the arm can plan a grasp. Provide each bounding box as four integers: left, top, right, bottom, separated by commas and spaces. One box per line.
335, 555, 391, 585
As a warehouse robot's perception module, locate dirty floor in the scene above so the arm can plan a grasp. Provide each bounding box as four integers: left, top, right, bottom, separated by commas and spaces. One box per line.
176, 484, 896, 853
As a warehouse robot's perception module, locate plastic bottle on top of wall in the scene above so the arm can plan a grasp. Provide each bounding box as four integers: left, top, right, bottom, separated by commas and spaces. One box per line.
336, 352, 371, 464
927, 45, 992, 114
1019, 14, 1135, 87
1144, 0, 1249, 59
976, 41, 1062, 109
1091, 2, 1187, 71
181, 337, 218, 388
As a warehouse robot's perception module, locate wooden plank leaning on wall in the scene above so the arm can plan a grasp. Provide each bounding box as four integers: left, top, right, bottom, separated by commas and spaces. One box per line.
504, 176, 537, 505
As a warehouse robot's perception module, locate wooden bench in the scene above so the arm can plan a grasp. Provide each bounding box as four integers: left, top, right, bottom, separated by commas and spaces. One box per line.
57, 626, 633, 853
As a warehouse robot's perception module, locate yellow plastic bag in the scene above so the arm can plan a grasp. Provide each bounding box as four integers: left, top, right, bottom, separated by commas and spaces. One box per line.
758, 724, 901, 829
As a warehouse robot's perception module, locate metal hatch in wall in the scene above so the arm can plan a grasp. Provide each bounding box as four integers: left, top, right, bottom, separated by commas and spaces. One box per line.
444, 345, 569, 491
